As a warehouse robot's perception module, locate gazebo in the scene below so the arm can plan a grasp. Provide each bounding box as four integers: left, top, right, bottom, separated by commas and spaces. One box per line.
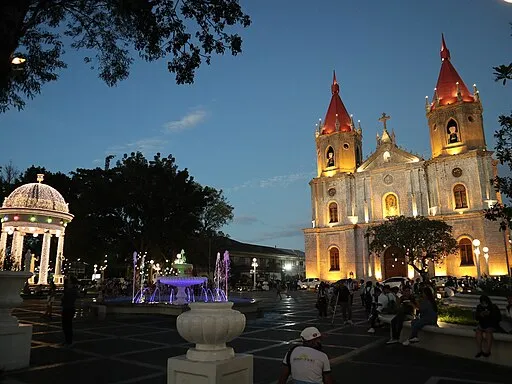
0, 174, 73, 285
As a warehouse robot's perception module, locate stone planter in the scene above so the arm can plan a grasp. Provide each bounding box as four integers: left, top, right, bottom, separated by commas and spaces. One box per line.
176, 301, 246, 362
0, 270, 33, 371
0, 271, 32, 327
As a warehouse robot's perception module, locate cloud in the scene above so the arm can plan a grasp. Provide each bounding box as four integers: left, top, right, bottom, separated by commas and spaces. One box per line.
163, 108, 207, 133
233, 215, 260, 225
252, 228, 304, 242
107, 137, 167, 155
228, 172, 314, 192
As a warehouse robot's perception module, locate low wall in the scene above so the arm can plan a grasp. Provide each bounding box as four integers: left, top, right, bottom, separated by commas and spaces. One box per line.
90, 300, 261, 320
379, 314, 512, 367
444, 294, 508, 311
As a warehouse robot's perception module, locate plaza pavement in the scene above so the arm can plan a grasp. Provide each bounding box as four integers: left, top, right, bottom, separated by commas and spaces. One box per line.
2, 290, 511, 384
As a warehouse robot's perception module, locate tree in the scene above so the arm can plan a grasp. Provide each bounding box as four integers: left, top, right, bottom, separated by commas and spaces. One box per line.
366, 216, 458, 280
485, 24, 512, 229
0, 0, 251, 112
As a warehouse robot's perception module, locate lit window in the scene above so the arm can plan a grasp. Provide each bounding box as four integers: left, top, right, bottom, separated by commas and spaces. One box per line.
329, 248, 340, 271
329, 202, 338, 223
454, 184, 468, 209
459, 238, 474, 266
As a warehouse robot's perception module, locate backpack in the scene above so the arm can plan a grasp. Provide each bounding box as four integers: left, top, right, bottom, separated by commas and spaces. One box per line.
285, 345, 300, 366
338, 285, 350, 302
364, 287, 373, 303
381, 294, 398, 314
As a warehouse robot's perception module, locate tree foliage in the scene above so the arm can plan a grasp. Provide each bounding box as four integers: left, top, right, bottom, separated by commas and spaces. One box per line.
0, 152, 234, 270
0, 0, 251, 112
366, 216, 458, 278
485, 23, 512, 229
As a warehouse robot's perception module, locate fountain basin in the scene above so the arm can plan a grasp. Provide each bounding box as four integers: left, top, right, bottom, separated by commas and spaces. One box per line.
158, 276, 207, 305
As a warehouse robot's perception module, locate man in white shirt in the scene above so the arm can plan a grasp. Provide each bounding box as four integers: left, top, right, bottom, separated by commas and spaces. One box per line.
368, 285, 396, 333
278, 327, 334, 384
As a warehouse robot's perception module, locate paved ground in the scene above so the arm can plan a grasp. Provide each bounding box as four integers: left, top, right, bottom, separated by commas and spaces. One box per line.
2, 290, 511, 384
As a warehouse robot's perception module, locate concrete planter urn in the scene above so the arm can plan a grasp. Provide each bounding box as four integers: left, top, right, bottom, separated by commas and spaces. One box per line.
176, 301, 246, 362
0, 271, 32, 327
0, 270, 33, 371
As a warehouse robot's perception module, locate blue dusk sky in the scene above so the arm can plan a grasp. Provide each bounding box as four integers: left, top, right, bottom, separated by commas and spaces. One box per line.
1, 1, 511, 251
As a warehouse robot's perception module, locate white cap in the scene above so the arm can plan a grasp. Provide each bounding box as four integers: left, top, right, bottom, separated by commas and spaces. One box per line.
300, 327, 321, 341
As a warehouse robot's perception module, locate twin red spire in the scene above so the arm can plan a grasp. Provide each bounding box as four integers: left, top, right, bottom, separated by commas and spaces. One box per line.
432, 34, 474, 108
321, 71, 352, 134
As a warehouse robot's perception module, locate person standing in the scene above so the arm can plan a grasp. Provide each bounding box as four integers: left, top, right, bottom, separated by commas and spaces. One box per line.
278, 327, 333, 384
316, 283, 328, 318
61, 276, 79, 346
43, 280, 56, 319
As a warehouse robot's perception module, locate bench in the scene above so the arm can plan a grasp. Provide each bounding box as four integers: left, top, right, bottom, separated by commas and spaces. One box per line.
378, 314, 512, 367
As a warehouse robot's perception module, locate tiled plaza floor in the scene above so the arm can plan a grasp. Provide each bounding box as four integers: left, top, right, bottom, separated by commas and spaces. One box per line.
2, 291, 511, 384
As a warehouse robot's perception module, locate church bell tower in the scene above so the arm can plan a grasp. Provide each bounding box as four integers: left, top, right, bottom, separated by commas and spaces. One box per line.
426, 34, 486, 158
315, 71, 362, 176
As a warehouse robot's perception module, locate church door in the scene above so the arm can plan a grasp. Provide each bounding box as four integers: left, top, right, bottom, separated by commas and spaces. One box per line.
383, 246, 407, 279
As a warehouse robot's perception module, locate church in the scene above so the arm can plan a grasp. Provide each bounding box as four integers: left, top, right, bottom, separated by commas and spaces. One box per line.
303, 36, 511, 282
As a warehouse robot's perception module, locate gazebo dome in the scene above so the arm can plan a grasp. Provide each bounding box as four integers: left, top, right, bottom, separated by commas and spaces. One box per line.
2, 179, 69, 214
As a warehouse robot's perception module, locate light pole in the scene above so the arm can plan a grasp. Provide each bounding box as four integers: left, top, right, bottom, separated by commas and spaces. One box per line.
251, 258, 258, 290
472, 239, 481, 278
482, 247, 490, 276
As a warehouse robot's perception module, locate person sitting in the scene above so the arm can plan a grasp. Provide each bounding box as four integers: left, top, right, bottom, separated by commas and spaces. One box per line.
499, 294, 512, 334
475, 295, 502, 357
368, 285, 396, 333
278, 327, 333, 384
387, 286, 416, 344
403, 287, 438, 345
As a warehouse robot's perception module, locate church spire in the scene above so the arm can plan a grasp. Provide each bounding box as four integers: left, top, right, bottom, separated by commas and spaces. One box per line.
321, 70, 352, 134
440, 33, 450, 61
430, 34, 474, 109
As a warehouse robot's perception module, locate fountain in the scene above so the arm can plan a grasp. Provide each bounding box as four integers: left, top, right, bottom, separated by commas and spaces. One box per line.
155, 250, 206, 305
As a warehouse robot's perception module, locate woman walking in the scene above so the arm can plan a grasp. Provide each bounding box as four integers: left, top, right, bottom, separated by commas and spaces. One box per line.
475, 295, 502, 357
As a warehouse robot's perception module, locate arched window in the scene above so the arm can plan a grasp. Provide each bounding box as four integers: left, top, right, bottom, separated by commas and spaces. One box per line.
329, 202, 338, 223
459, 238, 474, 266
326, 147, 335, 168
329, 247, 340, 271
453, 184, 468, 209
447, 119, 460, 144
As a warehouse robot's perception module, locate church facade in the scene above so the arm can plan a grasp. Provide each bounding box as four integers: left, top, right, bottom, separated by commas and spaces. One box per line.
303, 36, 511, 282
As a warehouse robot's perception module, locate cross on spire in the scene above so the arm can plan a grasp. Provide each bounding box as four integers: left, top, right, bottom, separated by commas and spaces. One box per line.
36, 174, 44, 183
378, 112, 391, 130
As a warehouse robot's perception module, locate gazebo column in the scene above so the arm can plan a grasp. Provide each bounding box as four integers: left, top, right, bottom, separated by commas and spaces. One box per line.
53, 233, 65, 285
0, 231, 7, 267
38, 232, 52, 285
11, 231, 25, 270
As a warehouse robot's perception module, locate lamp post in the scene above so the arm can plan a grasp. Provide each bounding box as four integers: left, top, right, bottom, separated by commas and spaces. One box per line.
251, 258, 258, 290
482, 247, 490, 276
472, 239, 481, 278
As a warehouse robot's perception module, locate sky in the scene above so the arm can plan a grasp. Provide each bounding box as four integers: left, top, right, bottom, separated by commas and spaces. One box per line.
1, 0, 512, 251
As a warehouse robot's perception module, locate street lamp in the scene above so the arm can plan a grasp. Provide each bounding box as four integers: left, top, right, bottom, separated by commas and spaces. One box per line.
482, 247, 490, 276
472, 239, 481, 278
251, 258, 258, 290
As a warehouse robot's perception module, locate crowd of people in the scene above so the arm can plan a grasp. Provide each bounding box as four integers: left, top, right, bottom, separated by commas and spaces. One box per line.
315, 277, 512, 355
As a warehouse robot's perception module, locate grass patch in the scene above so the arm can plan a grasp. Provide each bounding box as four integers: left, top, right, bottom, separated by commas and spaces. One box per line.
438, 305, 477, 326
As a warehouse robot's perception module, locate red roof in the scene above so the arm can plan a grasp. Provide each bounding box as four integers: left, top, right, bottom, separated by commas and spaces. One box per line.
321, 71, 352, 134
432, 35, 474, 108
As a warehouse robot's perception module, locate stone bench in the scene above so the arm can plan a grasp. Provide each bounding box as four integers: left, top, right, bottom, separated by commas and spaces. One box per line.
378, 314, 512, 367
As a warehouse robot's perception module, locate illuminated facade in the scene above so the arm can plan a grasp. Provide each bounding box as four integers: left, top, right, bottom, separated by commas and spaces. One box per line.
304, 36, 511, 281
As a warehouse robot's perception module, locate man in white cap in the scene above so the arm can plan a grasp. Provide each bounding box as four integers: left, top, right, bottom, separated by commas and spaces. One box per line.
278, 326, 334, 384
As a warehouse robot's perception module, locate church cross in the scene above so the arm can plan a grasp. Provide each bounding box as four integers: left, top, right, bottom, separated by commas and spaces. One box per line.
378, 112, 391, 130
